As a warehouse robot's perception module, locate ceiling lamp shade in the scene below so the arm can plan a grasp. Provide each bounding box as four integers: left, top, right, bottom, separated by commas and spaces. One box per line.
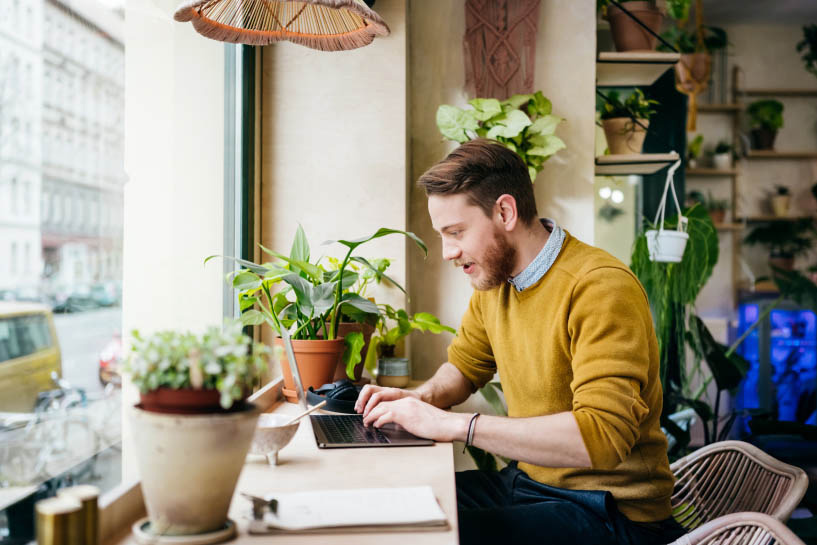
174, 0, 390, 51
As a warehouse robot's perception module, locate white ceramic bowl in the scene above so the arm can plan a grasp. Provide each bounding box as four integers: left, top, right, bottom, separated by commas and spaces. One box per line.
248, 414, 300, 465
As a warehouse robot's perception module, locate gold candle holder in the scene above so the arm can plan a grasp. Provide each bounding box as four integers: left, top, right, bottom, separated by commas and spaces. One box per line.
35, 496, 82, 545
58, 484, 101, 545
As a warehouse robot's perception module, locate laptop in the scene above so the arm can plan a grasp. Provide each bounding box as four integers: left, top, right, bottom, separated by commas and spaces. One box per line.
280, 327, 434, 449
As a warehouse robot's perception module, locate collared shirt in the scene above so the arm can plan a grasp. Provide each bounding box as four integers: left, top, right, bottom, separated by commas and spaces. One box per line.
509, 218, 565, 291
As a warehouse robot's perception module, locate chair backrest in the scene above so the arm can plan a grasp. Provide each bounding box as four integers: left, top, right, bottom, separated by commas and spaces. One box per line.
670, 512, 806, 545
670, 440, 809, 530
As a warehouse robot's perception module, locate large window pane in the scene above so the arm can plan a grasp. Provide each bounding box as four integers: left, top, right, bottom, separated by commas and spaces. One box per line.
0, 0, 124, 540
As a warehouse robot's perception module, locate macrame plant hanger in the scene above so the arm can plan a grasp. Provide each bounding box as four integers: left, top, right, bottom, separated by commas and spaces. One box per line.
174, 0, 390, 51
674, 0, 710, 131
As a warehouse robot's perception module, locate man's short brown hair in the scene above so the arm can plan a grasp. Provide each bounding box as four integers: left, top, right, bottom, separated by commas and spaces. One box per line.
417, 139, 538, 225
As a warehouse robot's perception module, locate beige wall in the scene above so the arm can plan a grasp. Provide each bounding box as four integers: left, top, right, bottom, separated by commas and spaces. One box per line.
122, 0, 227, 480
407, 0, 597, 378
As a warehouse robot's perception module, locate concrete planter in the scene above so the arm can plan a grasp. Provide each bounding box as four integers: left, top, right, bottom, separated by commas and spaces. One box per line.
129, 403, 260, 536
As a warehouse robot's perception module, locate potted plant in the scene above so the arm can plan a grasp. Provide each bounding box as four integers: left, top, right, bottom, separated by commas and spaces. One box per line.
645, 159, 687, 262
598, 0, 663, 52
211, 225, 427, 403
436, 91, 565, 182
710, 140, 732, 170
744, 218, 816, 272
771, 185, 791, 217
362, 304, 456, 388
687, 134, 704, 168
797, 24, 817, 79
687, 190, 728, 224
124, 320, 267, 537
747, 99, 784, 150
600, 89, 659, 155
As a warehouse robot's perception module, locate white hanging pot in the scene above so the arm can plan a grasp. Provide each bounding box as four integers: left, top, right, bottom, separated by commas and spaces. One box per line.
647, 158, 689, 263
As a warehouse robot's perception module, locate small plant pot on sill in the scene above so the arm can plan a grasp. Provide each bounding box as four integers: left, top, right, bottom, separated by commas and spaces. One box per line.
605, 1, 663, 52
751, 128, 777, 150
376, 357, 411, 388
771, 195, 790, 217
129, 403, 260, 536
139, 387, 233, 414
277, 337, 345, 404
712, 153, 731, 170
602, 117, 649, 155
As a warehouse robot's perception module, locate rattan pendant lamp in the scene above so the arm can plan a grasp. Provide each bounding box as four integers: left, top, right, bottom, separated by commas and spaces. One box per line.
174, 0, 390, 51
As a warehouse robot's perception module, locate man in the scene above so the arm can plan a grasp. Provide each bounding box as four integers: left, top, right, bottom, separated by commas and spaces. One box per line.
355, 139, 686, 545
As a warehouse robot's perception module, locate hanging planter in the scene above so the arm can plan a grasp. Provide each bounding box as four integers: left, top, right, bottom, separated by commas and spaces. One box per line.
674, 52, 711, 131
646, 159, 689, 263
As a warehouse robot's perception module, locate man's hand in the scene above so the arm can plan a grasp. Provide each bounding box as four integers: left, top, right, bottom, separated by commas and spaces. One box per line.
354, 384, 421, 418
360, 396, 469, 442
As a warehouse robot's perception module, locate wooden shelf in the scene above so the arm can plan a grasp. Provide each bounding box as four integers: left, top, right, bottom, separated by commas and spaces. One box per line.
714, 223, 743, 231
746, 150, 817, 159
738, 216, 812, 222
595, 152, 680, 175
697, 103, 741, 113
686, 168, 738, 176
596, 52, 680, 87
736, 88, 817, 97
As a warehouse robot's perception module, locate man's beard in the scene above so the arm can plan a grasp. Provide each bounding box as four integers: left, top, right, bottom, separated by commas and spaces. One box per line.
472, 230, 517, 291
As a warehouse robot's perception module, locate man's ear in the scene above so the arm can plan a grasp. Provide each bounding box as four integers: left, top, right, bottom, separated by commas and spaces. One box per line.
495, 194, 518, 231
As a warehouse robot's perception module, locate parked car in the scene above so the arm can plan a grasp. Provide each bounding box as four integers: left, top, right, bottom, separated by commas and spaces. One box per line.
0, 302, 63, 412
98, 332, 123, 387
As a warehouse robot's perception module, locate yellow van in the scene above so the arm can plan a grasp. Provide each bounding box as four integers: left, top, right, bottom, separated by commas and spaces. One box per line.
0, 302, 62, 412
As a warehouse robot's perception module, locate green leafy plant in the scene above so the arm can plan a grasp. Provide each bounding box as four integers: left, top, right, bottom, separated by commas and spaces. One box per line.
744, 218, 816, 260
687, 134, 704, 160
775, 184, 790, 197
713, 140, 731, 155
686, 190, 726, 212
599, 89, 659, 121
747, 99, 784, 131
436, 91, 565, 182
124, 320, 269, 409
797, 24, 817, 78
208, 225, 427, 372
362, 304, 455, 374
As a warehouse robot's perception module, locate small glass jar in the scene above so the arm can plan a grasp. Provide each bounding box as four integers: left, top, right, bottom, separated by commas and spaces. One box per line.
376, 357, 411, 388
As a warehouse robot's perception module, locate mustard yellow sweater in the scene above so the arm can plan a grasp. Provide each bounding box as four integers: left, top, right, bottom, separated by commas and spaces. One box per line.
448, 231, 674, 522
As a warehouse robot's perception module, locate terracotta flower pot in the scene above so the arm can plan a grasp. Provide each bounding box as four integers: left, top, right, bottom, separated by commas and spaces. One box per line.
332, 322, 376, 382
602, 117, 649, 154
751, 128, 777, 150
708, 209, 726, 224
277, 337, 345, 404
129, 403, 259, 536
139, 388, 222, 414
605, 1, 663, 52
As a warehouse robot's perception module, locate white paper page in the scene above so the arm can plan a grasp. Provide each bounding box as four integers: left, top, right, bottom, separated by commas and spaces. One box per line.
262, 486, 447, 531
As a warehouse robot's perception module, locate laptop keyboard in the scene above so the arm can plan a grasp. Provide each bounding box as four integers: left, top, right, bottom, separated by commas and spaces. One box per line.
312, 415, 391, 444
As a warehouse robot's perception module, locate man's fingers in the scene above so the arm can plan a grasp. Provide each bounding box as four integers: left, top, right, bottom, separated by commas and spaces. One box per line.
355, 385, 376, 413
363, 391, 384, 418
373, 411, 394, 428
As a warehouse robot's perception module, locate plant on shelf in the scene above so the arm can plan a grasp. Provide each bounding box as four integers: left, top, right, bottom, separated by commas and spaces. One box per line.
747, 99, 784, 150
436, 91, 565, 182
362, 304, 456, 388
709, 140, 732, 170
797, 24, 817, 79
209, 225, 427, 402
686, 134, 704, 167
744, 217, 816, 273
597, 0, 663, 53
770, 184, 791, 217
599, 89, 659, 155
687, 190, 728, 224
123, 320, 267, 537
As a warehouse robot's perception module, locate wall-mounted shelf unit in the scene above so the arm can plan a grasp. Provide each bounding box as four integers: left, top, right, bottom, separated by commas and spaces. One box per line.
738, 216, 813, 223
686, 168, 738, 176
736, 88, 817, 97
596, 52, 680, 87
595, 152, 680, 176
746, 151, 817, 159
697, 103, 742, 113
714, 223, 744, 231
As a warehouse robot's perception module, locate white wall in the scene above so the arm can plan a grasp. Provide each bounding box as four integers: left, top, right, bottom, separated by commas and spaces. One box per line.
122, 0, 226, 480
407, 0, 597, 379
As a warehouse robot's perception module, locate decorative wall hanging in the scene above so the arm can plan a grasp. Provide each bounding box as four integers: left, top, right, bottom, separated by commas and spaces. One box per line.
463, 0, 541, 100
174, 0, 390, 51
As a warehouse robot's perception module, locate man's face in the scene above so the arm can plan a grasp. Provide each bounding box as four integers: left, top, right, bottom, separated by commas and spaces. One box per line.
428, 194, 517, 291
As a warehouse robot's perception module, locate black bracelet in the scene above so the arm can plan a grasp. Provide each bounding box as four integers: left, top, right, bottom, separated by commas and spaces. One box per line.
462, 412, 480, 453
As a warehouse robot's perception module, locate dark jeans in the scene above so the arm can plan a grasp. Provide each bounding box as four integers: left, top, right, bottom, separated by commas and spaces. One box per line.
456, 464, 687, 545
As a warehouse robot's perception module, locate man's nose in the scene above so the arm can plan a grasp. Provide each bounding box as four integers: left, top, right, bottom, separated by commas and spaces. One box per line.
442, 240, 461, 261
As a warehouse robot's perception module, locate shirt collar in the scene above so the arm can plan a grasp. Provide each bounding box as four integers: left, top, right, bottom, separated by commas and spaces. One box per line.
509, 218, 565, 292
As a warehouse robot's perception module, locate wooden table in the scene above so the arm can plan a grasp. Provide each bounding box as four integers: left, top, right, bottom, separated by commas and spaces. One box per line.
106, 398, 459, 544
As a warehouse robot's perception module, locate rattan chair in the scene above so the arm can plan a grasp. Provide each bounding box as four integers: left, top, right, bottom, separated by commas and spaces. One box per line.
671, 440, 809, 531
670, 512, 806, 545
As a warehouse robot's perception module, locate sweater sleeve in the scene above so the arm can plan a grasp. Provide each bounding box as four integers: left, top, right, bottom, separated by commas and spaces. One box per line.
447, 292, 496, 390
568, 267, 654, 470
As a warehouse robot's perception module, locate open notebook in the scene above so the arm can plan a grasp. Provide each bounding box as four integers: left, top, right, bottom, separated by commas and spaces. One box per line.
246, 486, 449, 534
